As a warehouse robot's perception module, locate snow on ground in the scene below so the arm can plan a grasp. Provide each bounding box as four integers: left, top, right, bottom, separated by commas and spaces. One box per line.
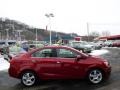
0, 55, 10, 71
90, 49, 109, 56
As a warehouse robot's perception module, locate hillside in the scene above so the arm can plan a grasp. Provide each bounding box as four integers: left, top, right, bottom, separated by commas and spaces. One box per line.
0, 18, 78, 41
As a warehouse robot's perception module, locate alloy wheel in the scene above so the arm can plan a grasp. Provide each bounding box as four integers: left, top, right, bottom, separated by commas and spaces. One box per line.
89, 69, 103, 84
21, 72, 36, 86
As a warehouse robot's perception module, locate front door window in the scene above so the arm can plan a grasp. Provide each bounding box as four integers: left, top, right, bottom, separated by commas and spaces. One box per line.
57, 49, 78, 58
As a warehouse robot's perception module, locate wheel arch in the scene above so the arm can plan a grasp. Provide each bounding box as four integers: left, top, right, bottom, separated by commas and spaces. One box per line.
85, 67, 105, 78
18, 69, 38, 79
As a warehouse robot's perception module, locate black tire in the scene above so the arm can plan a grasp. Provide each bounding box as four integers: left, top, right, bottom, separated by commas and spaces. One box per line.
87, 69, 103, 84
21, 71, 37, 87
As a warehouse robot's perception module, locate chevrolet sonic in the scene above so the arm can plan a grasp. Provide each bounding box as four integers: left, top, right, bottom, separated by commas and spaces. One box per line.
8, 46, 111, 86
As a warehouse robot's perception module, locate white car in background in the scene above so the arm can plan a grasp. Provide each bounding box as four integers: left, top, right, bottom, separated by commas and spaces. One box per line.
69, 41, 93, 53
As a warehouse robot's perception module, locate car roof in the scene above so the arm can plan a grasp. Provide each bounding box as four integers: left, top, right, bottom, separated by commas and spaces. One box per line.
28, 45, 88, 57
41, 45, 74, 49
28, 45, 75, 53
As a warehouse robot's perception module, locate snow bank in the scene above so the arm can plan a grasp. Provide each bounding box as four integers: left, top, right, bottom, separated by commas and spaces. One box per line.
0, 55, 10, 71
90, 49, 109, 56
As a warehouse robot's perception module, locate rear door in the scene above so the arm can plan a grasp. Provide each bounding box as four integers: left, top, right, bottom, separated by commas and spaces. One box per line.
31, 48, 60, 79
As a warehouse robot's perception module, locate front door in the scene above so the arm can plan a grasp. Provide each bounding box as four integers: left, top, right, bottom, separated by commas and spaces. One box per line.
55, 48, 83, 79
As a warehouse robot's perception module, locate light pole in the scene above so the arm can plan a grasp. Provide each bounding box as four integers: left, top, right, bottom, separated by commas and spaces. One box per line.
87, 22, 90, 42
6, 29, 9, 40
35, 28, 38, 47
36, 28, 38, 41
0, 24, 2, 39
17, 30, 23, 42
45, 13, 54, 45
11, 21, 15, 40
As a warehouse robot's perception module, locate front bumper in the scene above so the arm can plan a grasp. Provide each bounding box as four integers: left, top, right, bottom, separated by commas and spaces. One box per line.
104, 66, 111, 79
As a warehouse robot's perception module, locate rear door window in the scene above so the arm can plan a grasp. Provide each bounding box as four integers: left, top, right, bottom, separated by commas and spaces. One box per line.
32, 49, 57, 58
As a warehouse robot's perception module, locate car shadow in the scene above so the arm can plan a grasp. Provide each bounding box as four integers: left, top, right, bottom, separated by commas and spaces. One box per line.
10, 79, 111, 90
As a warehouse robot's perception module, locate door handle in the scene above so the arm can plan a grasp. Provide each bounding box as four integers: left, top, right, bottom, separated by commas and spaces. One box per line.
56, 61, 61, 64
32, 60, 37, 63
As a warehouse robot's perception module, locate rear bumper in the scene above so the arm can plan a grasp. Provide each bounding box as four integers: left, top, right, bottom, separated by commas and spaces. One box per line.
8, 66, 19, 79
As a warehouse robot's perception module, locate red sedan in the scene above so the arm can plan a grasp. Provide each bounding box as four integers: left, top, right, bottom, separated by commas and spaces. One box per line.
8, 46, 111, 86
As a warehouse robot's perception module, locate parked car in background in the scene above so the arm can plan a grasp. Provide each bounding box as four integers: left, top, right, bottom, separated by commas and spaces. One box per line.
8, 46, 111, 86
28, 41, 44, 49
69, 41, 93, 53
0, 40, 16, 56
104, 40, 113, 47
8, 44, 27, 58
95, 41, 105, 48
0, 40, 16, 46
112, 40, 120, 47
88, 42, 102, 50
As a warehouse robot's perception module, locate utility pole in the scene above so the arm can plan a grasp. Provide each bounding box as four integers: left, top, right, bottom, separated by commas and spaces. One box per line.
17, 30, 23, 42
35, 28, 38, 47
6, 29, 9, 40
87, 22, 90, 42
12, 21, 15, 40
0, 24, 2, 39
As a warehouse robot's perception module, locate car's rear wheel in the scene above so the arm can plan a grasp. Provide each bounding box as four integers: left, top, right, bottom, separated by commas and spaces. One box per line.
21, 71, 37, 86
88, 69, 103, 84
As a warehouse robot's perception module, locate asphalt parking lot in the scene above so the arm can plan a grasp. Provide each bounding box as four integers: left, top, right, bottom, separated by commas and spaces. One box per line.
0, 47, 120, 90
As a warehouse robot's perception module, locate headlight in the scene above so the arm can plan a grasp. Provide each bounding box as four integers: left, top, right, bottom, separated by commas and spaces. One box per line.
103, 61, 110, 67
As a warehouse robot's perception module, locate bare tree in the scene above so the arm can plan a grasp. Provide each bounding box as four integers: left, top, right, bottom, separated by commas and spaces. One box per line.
90, 31, 100, 37
101, 30, 111, 37
85, 31, 100, 41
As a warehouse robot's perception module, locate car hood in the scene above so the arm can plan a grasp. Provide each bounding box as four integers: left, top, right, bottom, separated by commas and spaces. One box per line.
88, 55, 107, 62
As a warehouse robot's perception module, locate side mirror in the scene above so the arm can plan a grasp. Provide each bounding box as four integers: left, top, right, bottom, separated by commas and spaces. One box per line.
75, 55, 81, 61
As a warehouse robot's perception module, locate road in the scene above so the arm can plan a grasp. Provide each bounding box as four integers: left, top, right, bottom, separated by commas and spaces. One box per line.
0, 48, 120, 90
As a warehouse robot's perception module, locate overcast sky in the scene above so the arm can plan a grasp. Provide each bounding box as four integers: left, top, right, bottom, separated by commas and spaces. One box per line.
0, 0, 120, 36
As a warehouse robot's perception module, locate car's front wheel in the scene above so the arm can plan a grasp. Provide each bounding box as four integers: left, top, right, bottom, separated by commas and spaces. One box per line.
21, 71, 37, 86
88, 69, 103, 84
